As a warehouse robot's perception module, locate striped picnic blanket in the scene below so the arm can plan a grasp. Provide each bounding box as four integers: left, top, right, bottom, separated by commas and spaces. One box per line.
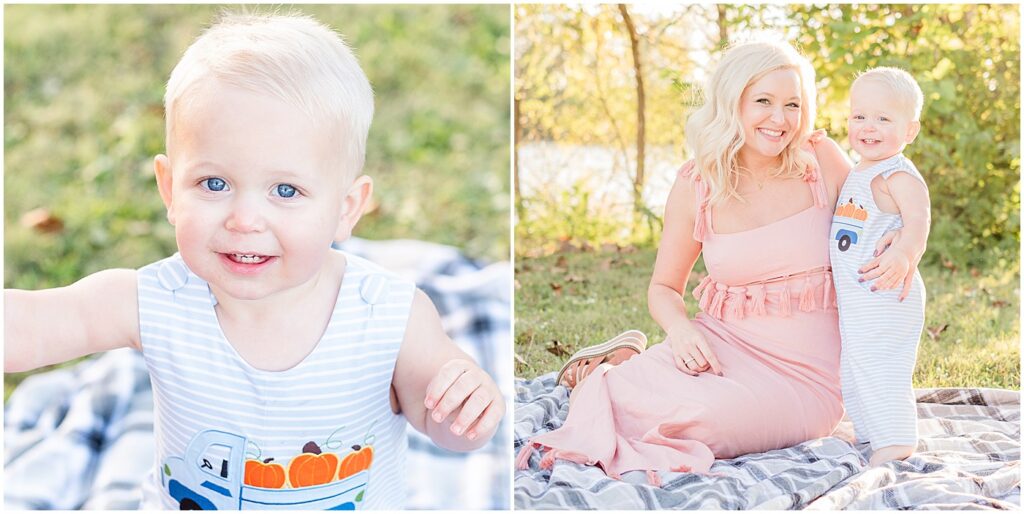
515, 373, 1020, 509
4, 238, 512, 510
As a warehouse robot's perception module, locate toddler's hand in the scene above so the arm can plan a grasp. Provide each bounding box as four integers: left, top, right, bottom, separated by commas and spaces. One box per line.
667, 320, 722, 376
858, 232, 914, 300
423, 359, 504, 441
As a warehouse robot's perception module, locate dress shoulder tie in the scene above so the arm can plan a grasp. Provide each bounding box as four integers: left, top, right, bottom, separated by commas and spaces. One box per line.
678, 160, 710, 242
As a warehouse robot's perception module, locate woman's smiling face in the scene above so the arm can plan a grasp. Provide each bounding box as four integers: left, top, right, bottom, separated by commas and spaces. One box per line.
737, 68, 803, 166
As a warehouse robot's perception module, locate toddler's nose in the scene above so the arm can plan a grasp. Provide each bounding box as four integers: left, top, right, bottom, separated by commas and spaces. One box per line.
225, 197, 267, 233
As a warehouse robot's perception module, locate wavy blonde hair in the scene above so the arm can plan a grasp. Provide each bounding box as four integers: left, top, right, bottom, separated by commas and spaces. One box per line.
685, 40, 817, 205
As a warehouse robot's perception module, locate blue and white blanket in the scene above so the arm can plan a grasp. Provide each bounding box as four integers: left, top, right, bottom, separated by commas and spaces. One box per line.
516, 373, 1020, 509
4, 238, 512, 510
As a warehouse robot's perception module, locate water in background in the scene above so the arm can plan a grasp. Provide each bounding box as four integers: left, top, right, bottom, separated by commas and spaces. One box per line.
518, 142, 682, 225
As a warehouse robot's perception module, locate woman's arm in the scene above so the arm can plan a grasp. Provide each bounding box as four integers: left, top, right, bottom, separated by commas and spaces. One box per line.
648, 176, 701, 329
810, 135, 853, 202
648, 173, 722, 375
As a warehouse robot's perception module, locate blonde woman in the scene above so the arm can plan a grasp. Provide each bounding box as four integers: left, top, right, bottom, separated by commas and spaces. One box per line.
517, 41, 897, 485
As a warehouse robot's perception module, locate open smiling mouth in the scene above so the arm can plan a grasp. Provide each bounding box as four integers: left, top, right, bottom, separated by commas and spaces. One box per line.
220, 253, 273, 265
758, 128, 785, 138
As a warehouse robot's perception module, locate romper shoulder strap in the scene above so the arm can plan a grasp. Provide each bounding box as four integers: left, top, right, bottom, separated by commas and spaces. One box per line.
678, 160, 710, 242
876, 154, 927, 186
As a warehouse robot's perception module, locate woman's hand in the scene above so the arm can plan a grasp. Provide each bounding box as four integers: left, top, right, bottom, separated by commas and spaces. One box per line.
667, 319, 722, 376
858, 230, 918, 301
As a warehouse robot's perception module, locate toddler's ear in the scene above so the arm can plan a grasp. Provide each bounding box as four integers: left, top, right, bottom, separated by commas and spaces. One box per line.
154, 154, 176, 225
904, 120, 921, 144
335, 175, 374, 241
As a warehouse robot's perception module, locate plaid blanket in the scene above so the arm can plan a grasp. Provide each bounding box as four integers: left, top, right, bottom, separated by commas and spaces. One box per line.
515, 373, 1020, 510
4, 238, 512, 510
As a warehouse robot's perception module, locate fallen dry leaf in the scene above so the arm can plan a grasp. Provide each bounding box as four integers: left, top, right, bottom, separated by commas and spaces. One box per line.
545, 339, 571, 358
550, 282, 563, 295
20, 208, 64, 234
926, 324, 949, 340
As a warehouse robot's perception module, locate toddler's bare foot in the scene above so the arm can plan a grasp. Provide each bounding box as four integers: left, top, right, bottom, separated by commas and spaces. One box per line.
868, 444, 915, 467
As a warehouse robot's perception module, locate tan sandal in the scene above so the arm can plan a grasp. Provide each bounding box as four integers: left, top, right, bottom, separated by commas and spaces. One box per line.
556, 330, 647, 388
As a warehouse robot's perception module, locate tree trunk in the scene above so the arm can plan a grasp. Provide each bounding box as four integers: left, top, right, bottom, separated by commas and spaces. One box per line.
618, 4, 646, 224
717, 4, 728, 46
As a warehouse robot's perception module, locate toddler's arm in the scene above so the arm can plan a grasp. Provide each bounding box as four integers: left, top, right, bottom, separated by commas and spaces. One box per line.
5, 269, 140, 372
390, 290, 504, 452
858, 173, 931, 297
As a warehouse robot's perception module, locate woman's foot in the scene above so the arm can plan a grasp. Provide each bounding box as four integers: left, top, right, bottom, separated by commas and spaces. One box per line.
556, 330, 647, 389
868, 444, 915, 467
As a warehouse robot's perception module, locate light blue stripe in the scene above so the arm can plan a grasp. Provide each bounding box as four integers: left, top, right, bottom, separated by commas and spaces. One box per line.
138, 250, 413, 508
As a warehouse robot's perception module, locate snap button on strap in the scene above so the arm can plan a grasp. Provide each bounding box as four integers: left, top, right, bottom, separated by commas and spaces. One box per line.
156, 259, 189, 291
359, 275, 390, 305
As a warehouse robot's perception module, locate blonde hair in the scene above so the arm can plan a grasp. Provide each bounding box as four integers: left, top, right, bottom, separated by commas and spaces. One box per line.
164, 11, 374, 181
684, 40, 817, 205
852, 66, 924, 120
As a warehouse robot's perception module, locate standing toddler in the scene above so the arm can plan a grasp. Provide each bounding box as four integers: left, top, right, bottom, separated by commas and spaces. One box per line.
829, 67, 930, 467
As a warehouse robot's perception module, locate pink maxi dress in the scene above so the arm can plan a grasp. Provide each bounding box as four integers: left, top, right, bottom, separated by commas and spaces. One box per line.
518, 161, 845, 484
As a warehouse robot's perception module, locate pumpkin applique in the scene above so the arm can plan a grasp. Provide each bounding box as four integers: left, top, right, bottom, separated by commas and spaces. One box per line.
244, 457, 286, 489
338, 444, 374, 480
288, 441, 340, 488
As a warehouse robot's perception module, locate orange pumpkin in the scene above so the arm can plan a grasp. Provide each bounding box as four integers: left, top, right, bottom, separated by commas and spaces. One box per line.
338, 444, 374, 480
244, 458, 286, 489
288, 441, 339, 488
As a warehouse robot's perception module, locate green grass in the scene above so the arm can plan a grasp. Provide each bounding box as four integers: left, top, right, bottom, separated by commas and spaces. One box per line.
515, 247, 1020, 390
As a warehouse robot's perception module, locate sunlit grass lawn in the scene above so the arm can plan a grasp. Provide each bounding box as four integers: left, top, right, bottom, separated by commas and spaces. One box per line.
515, 247, 1020, 390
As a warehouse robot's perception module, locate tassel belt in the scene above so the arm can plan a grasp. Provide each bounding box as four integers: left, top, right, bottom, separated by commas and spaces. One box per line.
691, 266, 835, 320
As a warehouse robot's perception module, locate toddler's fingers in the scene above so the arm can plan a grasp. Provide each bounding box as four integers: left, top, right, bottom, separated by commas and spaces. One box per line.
450, 386, 491, 437
466, 400, 504, 441
432, 371, 483, 424
424, 360, 469, 410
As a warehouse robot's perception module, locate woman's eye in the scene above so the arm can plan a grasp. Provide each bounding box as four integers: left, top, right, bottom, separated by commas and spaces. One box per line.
756, 98, 770, 105
274, 184, 298, 198
787, 102, 800, 109
880, 117, 890, 122
202, 178, 227, 192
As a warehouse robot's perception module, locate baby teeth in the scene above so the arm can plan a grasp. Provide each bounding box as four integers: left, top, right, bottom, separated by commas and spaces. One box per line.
231, 254, 268, 264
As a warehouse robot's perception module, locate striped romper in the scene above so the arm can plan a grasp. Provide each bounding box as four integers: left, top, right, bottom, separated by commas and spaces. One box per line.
136, 250, 415, 509
829, 153, 926, 450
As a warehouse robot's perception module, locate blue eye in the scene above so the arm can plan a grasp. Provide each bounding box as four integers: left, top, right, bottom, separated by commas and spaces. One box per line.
202, 178, 227, 192
275, 184, 297, 198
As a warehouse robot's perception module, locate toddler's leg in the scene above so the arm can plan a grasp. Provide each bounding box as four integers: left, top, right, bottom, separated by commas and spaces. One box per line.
868, 444, 915, 467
